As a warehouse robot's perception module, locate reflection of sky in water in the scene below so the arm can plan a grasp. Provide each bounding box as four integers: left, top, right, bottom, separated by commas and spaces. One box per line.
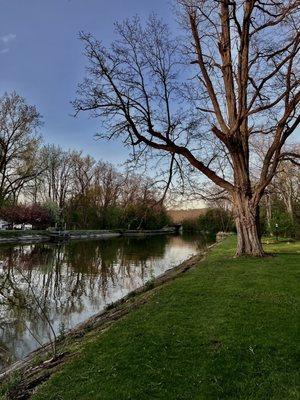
0, 234, 206, 370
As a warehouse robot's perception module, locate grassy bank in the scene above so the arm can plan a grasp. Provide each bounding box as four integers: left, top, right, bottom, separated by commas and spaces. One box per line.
14, 238, 300, 398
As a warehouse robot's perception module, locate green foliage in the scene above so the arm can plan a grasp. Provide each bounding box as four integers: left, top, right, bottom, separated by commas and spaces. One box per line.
64, 193, 171, 230
64, 193, 102, 230
269, 211, 295, 237
199, 208, 235, 233
0, 372, 22, 399
260, 198, 299, 238
181, 218, 201, 233
99, 206, 123, 229
32, 354, 43, 368
32, 238, 300, 400
42, 201, 62, 227
120, 204, 171, 230
183, 208, 235, 234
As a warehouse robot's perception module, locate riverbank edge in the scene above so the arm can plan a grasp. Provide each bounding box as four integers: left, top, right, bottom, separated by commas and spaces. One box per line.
0, 228, 177, 245
0, 241, 217, 399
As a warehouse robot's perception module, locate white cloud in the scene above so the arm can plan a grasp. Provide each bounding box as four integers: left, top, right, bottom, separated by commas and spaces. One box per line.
0, 33, 16, 55
1, 33, 16, 43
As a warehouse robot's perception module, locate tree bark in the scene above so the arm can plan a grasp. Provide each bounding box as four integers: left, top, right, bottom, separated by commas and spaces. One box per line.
265, 193, 272, 234
233, 193, 264, 257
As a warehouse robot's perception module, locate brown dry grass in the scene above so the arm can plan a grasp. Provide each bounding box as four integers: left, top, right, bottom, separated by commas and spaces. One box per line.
167, 208, 206, 223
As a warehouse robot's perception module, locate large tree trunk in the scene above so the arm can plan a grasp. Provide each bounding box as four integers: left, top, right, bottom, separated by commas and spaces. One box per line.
233, 193, 264, 257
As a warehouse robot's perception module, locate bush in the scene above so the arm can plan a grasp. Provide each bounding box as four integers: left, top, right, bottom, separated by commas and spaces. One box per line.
0, 204, 53, 229
120, 204, 171, 230
260, 199, 299, 238
183, 208, 235, 234
269, 211, 296, 237
64, 195, 171, 230
182, 218, 202, 233
43, 201, 62, 227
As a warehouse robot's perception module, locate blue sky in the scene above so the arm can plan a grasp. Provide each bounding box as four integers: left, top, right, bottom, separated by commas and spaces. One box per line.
0, 0, 172, 164
0, 0, 298, 166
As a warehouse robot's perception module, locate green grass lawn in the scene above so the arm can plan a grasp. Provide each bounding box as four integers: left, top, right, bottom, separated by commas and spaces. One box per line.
32, 237, 299, 400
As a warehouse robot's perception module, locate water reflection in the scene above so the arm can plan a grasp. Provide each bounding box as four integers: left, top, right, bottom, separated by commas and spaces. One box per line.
0, 234, 208, 370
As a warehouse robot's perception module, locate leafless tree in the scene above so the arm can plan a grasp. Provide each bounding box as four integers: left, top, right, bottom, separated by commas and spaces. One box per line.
93, 161, 123, 209
118, 173, 157, 208
72, 152, 97, 196
251, 138, 299, 229
39, 145, 74, 209
265, 145, 300, 226
74, 2, 299, 256
0, 92, 42, 205
275, 163, 299, 219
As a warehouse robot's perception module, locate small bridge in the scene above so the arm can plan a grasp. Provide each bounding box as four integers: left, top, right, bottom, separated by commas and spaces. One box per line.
171, 224, 183, 234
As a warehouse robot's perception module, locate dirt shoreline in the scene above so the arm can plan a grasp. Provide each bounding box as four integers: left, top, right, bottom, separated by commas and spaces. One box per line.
0, 243, 216, 399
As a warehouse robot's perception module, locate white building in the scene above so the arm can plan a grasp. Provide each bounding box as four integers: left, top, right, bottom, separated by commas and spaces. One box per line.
0, 220, 9, 230
13, 223, 33, 230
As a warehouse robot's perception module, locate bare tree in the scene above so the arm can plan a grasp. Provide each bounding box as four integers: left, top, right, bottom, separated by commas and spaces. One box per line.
93, 161, 123, 209
119, 173, 156, 208
251, 139, 299, 229
272, 159, 300, 220
74, 2, 299, 256
72, 152, 96, 196
264, 147, 300, 227
39, 145, 74, 209
0, 92, 42, 205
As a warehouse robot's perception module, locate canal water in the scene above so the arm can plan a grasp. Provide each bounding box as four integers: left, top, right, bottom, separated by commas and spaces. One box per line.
0, 234, 209, 371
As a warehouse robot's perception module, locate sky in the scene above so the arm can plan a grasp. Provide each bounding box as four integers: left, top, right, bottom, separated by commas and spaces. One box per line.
0, 0, 173, 165
0, 1, 298, 167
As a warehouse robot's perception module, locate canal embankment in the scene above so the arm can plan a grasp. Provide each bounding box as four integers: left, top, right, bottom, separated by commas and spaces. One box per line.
0, 228, 177, 245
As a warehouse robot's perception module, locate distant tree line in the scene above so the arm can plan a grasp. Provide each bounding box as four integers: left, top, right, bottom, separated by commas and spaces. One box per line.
183, 165, 300, 238
260, 160, 300, 238
0, 92, 170, 230
182, 208, 236, 235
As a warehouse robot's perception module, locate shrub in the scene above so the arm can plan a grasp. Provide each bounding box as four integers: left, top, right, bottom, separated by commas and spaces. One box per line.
43, 201, 62, 227
182, 218, 202, 233
120, 204, 171, 230
64, 196, 171, 230
269, 211, 296, 237
183, 208, 235, 234
0, 204, 53, 229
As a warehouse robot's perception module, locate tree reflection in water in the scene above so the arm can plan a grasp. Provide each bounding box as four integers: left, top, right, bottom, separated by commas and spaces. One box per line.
0, 234, 208, 370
